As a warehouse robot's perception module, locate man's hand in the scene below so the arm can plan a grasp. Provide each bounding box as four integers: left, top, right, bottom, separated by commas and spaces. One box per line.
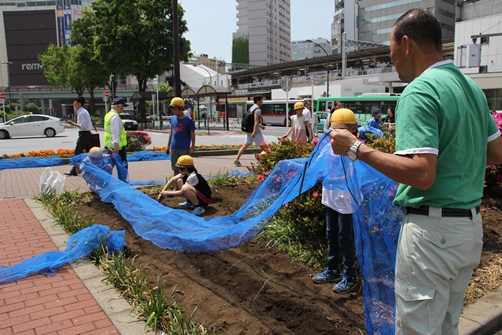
189, 146, 195, 155
329, 129, 358, 156
251, 131, 256, 138
166, 147, 170, 155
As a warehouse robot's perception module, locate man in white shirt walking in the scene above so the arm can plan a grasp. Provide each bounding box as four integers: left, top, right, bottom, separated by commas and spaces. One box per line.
65, 96, 93, 176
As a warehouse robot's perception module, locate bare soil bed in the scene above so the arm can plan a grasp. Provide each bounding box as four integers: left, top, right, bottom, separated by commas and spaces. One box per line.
75, 183, 502, 335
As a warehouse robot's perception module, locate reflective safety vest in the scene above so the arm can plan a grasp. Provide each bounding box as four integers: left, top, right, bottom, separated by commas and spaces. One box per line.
104, 110, 127, 149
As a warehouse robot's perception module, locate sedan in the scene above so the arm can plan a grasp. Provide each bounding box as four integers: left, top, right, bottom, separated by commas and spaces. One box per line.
0, 114, 65, 139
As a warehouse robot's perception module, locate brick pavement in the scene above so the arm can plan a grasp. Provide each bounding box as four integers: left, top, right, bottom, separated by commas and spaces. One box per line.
0, 200, 119, 335
0, 153, 257, 334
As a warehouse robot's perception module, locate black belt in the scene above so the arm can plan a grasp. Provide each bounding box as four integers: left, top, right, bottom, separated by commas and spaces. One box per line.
405, 205, 480, 218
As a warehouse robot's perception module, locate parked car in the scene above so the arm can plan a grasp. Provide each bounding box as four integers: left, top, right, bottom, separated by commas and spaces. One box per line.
0, 114, 65, 139
315, 112, 329, 132
119, 113, 138, 130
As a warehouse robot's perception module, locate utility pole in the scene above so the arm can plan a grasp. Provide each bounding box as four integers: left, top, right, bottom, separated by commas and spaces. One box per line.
173, 0, 181, 96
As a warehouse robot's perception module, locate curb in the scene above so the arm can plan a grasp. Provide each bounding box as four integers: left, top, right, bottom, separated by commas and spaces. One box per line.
459, 287, 502, 335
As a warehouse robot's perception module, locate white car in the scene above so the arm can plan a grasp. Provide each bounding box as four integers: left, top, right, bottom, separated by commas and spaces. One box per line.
119, 113, 138, 130
0, 114, 65, 139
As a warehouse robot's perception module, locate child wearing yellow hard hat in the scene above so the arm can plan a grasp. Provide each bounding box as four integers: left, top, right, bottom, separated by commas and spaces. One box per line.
280, 101, 309, 144
312, 108, 359, 294
157, 155, 211, 216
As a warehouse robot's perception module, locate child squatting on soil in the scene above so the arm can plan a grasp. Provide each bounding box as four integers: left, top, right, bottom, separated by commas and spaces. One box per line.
157, 155, 212, 216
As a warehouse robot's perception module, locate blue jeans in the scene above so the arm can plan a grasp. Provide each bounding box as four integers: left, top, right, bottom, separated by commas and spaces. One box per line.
326, 207, 356, 277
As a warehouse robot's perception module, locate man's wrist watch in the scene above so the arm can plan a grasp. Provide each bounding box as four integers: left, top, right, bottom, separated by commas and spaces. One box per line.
347, 140, 362, 161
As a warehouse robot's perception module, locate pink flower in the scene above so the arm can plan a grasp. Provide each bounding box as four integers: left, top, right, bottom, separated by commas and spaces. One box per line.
267, 147, 272, 153
257, 174, 265, 182
312, 191, 319, 197
313, 138, 319, 144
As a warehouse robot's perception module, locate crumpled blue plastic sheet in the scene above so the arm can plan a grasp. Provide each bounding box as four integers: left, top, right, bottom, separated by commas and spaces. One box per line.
0, 151, 170, 171
70, 150, 170, 166
0, 224, 125, 284
0, 157, 64, 171
80, 133, 404, 334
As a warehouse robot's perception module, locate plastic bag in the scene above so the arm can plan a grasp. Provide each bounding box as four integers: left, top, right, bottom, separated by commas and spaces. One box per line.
39, 167, 66, 196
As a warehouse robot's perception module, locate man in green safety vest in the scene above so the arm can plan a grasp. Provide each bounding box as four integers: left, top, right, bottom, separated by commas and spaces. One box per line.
104, 97, 128, 180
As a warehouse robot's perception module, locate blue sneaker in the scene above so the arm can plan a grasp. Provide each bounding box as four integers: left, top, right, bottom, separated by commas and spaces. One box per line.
332, 275, 357, 293
192, 206, 205, 216
312, 268, 341, 284
178, 201, 194, 209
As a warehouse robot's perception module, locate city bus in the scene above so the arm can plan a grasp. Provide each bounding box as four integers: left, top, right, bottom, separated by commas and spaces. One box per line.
246, 99, 303, 126
316, 94, 400, 124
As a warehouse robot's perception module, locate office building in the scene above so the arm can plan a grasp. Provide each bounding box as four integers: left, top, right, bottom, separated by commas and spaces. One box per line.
331, 0, 456, 53
233, 0, 291, 66
291, 38, 331, 61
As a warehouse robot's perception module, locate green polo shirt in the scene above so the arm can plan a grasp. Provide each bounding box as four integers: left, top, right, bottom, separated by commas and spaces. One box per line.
393, 61, 499, 209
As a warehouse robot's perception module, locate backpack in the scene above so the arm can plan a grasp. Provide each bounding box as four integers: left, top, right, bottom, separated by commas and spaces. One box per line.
241, 105, 258, 133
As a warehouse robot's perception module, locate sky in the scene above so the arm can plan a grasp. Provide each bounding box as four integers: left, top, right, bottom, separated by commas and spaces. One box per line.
179, 0, 334, 62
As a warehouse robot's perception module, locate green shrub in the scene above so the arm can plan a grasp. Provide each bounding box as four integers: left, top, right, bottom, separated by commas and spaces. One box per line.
24, 102, 40, 114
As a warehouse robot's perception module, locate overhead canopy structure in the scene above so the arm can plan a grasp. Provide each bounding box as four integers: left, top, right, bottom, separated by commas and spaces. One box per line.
196, 84, 231, 97
181, 87, 197, 98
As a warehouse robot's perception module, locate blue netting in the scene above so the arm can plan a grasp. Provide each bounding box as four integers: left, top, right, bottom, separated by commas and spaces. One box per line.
70, 150, 169, 165
0, 150, 169, 171
0, 157, 64, 170
0, 224, 125, 284
79, 133, 403, 334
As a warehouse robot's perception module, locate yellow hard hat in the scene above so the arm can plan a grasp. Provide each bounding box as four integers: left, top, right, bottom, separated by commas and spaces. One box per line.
330, 108, 358, 129
294, 102, 304, 110
89, 147, 101, 152
175, 155, 194, 167
169, 97, 184, 108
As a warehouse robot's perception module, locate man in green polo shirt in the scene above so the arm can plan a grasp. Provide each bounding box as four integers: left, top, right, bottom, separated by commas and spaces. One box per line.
329, 9, 502, 335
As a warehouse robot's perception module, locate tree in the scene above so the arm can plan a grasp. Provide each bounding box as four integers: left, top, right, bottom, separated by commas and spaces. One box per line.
70, 11, 111, 113
90, 0, 190, 119
232, 35, 249, 65
38, 44, 73, 91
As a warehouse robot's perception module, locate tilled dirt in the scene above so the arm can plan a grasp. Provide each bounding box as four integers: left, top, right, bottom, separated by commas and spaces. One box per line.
75, 183, 502, 335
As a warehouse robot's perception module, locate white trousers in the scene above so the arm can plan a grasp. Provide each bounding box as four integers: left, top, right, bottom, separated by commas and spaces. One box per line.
395, 207, 482, 335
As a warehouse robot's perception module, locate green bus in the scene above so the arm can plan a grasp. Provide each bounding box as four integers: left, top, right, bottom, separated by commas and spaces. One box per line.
316, 94, 400, 124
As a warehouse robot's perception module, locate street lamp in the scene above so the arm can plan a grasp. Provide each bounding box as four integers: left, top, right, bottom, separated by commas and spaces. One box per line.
2, 61, 12, 107
306, 40, 330, 97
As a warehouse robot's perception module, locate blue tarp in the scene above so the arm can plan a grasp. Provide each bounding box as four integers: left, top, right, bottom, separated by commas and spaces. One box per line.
0, 225, 125, 284
79, 133, 403, 334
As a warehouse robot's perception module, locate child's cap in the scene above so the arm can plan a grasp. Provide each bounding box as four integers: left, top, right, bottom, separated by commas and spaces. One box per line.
175, 155, 194, 168
294, 102, 304, 110
330, 108, 359, 129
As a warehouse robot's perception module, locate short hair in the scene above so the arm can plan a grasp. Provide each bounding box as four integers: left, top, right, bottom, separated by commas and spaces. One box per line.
253, 95, 263, 104
74, 96, 85, 105
393, 9, 442, 52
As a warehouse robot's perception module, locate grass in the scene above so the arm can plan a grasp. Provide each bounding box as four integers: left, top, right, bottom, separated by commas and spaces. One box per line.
36, 190, 216, 335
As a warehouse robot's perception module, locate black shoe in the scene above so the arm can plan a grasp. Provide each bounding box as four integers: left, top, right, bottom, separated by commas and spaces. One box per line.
64, 171, 77, 176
